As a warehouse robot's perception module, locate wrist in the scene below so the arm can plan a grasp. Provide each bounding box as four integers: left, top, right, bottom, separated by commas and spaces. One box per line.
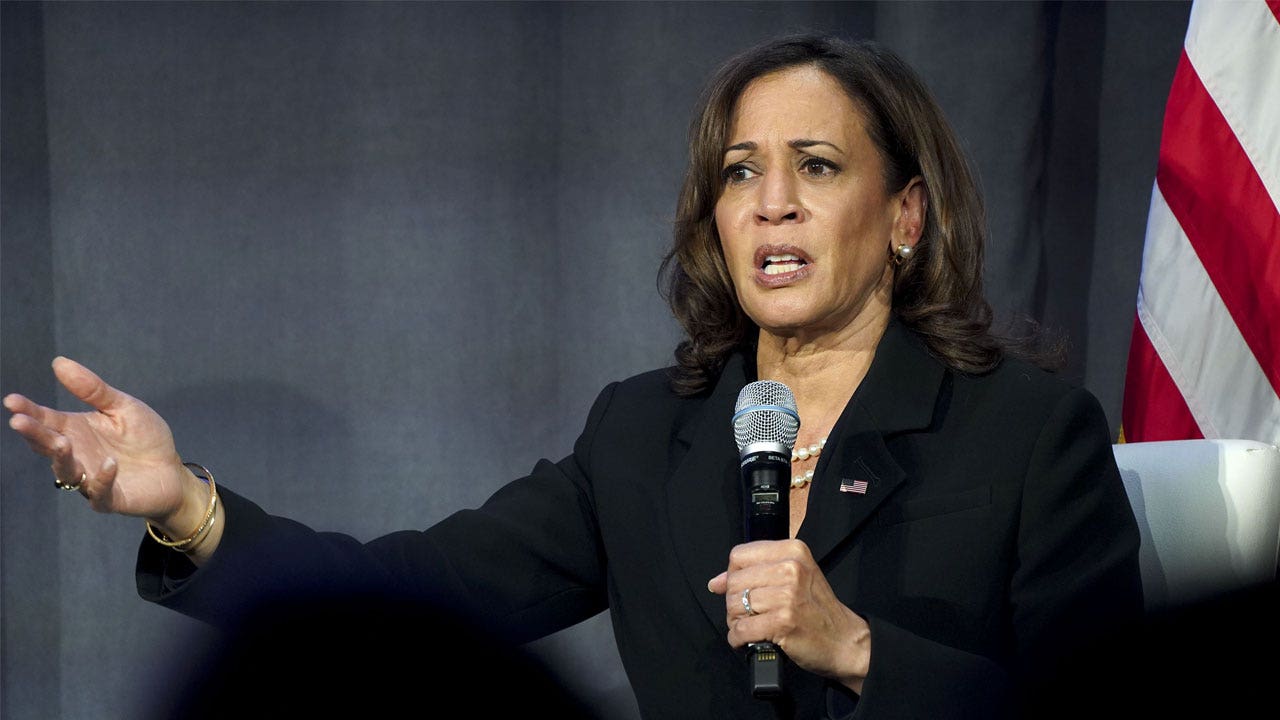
146, 463, 219, 559
153, 464, 208, 536
834, 608, 872, 695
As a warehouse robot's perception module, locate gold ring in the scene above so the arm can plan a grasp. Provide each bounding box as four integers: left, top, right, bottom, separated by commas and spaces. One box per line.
55, 472, 85, 493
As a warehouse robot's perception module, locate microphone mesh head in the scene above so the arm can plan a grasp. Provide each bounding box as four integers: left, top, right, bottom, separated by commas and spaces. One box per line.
733, 380, 800, 453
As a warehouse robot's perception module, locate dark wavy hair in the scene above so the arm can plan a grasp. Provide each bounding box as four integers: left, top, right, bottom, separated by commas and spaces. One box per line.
660, 34, 1051, 396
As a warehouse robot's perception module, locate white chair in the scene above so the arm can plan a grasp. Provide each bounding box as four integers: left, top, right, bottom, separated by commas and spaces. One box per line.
1112, 439, 1280, 612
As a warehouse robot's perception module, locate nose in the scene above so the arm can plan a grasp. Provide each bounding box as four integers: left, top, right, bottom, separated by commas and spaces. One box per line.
754, 171, 804, 225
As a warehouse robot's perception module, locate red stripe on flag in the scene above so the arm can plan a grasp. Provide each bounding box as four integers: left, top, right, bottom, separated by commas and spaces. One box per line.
1155, 51, 1280, 396
1122, 314, 1204, 442
1268, 1, 1280, 25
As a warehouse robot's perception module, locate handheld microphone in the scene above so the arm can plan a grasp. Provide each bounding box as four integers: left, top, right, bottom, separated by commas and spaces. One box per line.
732, 380, 800, 699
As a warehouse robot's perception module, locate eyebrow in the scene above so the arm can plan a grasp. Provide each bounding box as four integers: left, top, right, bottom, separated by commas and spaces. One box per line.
722, 139, 845, 156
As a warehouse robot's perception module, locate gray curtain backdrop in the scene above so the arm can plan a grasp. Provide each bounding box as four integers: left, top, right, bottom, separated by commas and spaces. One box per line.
2, 1, 1190, 718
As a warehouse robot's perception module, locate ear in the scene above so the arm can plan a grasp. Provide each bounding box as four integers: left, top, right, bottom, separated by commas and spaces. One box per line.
891, 176, 927, 248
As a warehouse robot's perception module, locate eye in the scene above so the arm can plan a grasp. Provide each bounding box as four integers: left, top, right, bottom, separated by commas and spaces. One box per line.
800, 157, 839, 177
721, 163, 758, 185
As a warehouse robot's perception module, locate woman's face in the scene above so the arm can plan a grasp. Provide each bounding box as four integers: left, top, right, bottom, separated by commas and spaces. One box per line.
714, 65, 922, 342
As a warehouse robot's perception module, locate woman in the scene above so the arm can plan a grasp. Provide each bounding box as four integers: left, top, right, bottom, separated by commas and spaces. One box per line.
5, 35, 1141, 718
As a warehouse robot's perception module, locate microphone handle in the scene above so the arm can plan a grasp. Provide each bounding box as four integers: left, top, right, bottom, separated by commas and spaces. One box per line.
747, 641, 785, 698
740, 450, 790, 699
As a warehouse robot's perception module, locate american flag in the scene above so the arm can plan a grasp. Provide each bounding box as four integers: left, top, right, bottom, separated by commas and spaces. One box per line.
840, 478, 869, 495
1121, 0, 1280, 444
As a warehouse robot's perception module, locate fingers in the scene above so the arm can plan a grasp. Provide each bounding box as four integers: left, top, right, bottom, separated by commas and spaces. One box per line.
726, 589, 791, 648
5, 356, 126, 419
8, 410, 74, 461
721, 541, 811, 593
49, 431, 82, 486
7, 408, 109, 499
15, 412, 88, 492
707, 540, 809, 594
726, 538, 813, 572
7, 403, 85, 493
722, 575, 798, 625
83, 457, 118, 512
731, 584, 788, 619
709, 540, 815, 625
4, 393, 66, 432
6, 359, 131, 513
52, 356, 127, 414
722, 562, 802, 607
707, 571, 728, 593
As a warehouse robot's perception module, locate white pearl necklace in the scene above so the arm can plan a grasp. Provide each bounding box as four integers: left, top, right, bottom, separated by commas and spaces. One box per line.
791, 437, 828, 489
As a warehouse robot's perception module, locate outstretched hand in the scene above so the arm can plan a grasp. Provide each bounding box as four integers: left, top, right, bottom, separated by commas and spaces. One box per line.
4, 357, 192, 521
708, 539, 871, 694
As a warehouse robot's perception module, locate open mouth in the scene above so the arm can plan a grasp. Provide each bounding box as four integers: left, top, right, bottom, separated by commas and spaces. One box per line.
761, 253, 808, 275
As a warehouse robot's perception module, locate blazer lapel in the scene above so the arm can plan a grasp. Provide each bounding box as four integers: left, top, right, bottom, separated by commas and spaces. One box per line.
665, 354, 749, 634
797, 319, 946, 565
797, 411, 905, 566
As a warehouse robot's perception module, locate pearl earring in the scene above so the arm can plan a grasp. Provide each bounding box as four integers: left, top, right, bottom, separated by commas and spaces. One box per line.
893, 244, 914, 265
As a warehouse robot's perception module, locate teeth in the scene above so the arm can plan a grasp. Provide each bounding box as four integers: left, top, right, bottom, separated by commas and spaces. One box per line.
762, 253, 805, 275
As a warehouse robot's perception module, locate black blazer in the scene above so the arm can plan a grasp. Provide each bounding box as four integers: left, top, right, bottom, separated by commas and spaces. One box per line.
139, 320, 1142, 719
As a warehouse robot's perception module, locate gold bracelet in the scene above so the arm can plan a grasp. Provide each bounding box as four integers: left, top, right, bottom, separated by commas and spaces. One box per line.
146, 463, 218, 552
177, 506, 218, 554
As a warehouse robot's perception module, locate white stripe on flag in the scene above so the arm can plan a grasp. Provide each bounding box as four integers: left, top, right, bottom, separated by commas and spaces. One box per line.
1139, 183, 1280, 442
1183, 0, 1280, 215
840, 479, 868, 495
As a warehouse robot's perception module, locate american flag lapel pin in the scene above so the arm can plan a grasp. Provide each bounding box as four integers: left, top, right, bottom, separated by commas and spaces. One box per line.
840, 478, 869, 495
